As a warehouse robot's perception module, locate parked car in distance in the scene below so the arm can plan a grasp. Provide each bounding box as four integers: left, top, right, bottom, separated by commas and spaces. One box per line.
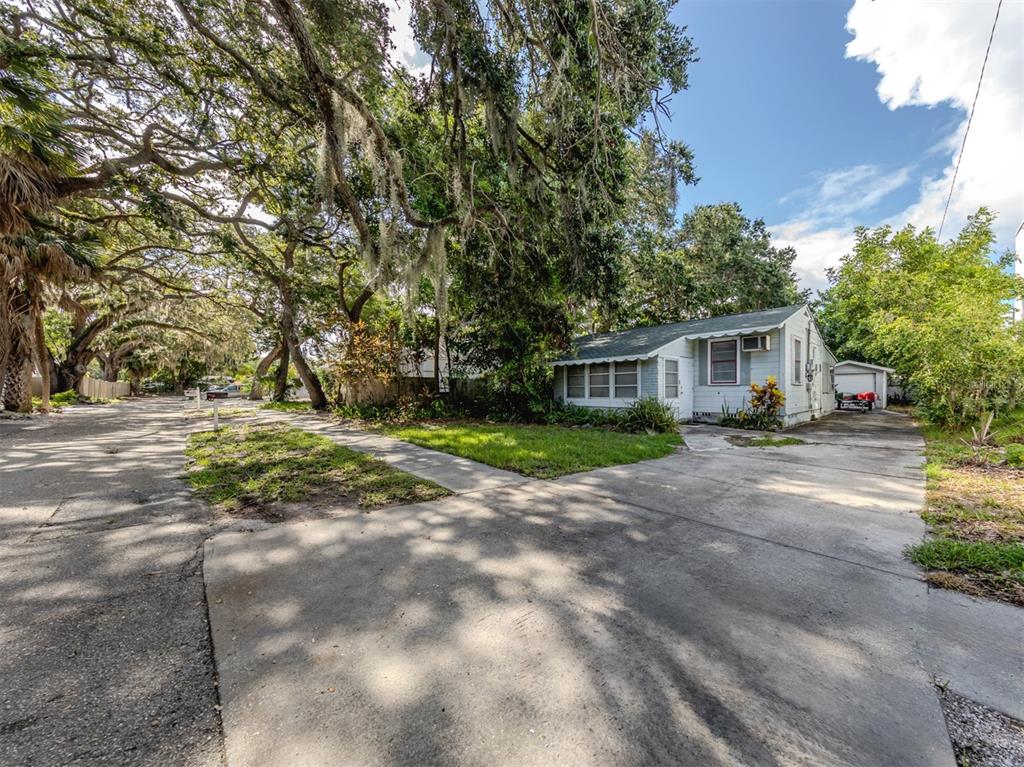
206, 383, 245, 400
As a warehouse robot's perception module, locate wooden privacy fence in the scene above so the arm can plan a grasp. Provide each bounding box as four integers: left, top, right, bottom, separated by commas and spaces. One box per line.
30, 375, 129, 399
78, 376, 131, 400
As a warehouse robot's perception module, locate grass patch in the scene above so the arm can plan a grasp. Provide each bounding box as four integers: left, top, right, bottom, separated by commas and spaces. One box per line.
908, 407, 1024, 606
184, 423, 448, 518
182, 406, 251, 420
741, 436, 804, 448
32, 389, 80, 410
382, 422, 682, 479
259, 400, 313, 412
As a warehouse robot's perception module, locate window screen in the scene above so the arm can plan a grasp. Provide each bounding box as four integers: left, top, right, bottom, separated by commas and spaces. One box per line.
793, 339, 802, 383
589, 363, 610, 397
566, 365, 585, 398
614, 361, 638, 398
710, 341, 738, 384
665, 359, 679, 399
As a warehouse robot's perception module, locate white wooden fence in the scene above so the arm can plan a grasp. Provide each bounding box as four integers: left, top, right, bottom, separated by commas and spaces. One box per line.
79, 376, 131, 399
31, 375, 130, 400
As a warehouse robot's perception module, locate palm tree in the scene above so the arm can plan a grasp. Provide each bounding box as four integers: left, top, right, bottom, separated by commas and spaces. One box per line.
0, 35, 85, 411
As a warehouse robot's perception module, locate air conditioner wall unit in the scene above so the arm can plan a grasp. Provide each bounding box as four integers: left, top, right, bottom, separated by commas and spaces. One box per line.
741, 334, 771, 352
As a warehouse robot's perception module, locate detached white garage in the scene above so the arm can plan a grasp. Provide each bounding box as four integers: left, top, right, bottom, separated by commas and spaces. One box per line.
834, 360, 893, 409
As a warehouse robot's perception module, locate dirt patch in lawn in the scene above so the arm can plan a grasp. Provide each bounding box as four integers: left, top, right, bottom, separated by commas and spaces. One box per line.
183, 423, 449, 521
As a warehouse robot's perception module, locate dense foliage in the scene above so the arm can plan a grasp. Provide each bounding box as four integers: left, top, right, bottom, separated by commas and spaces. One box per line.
610, 203, 806, 328
0, 0, 704, 414
818, 210, 1024, 427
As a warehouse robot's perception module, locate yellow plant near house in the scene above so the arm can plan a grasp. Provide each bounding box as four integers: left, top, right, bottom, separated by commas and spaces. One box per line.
750, 376, 786, 417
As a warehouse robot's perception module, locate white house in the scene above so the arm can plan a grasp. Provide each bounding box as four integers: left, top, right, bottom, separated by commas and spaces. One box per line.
551, 304, 837, 427
833, 360, 893, 409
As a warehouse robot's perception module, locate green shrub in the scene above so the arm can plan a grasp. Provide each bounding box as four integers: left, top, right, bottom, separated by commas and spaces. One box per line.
331, 394, 465, 423
540, 402, 623, 428
620, 397, 678, 434
1005, 444, 1024, 467
32, 390, 79, 410
51, 390, 79, 406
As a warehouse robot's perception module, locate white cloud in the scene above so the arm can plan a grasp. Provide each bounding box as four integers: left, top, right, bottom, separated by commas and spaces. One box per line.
792, 163, 913, 220
774, 0, 1024, 293
770, 164, 910, 293
387, 1, 432, 77
770, 220, 857, 295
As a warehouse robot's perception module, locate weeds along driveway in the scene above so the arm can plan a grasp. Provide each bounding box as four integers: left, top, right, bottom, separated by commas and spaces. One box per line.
204, 412, 1024, 766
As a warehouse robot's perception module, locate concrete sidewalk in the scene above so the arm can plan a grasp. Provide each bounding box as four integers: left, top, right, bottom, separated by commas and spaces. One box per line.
255, 411, 529, 495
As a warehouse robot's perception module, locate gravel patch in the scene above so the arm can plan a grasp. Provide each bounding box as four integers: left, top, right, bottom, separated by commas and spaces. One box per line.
938, 686, 1024, 767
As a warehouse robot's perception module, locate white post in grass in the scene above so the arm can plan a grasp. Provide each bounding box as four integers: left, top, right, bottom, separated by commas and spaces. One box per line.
213, 399, 220, 430
195, 385, 201, 410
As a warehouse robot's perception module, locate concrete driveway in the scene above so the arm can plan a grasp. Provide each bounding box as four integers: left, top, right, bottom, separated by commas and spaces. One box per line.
204, 412, 1023, 766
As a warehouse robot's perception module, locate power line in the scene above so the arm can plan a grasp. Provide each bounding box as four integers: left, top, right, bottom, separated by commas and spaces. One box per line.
937, 0, 1003, 240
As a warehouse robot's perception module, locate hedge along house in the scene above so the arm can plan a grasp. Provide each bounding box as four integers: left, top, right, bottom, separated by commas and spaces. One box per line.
551, 304, 837, 427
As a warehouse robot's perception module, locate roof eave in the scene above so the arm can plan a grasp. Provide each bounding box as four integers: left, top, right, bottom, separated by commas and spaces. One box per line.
550, 351, 657, 366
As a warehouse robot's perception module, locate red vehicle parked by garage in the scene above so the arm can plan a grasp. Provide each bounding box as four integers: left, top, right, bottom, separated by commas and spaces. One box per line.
835, 391, 876, 411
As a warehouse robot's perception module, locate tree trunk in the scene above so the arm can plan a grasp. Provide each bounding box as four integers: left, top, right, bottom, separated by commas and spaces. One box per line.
273, 342, 291, 401
432, 317, 441, 395
34, 308, 50, 412
285, 331, 328, 410
2, 355, 31, 412
53, 354, 91, 394
101, 354, 121, 382
278, 267, 328, 409
0, 279, 11, 398
2, 291, 34, 412
249, 343, 282, 400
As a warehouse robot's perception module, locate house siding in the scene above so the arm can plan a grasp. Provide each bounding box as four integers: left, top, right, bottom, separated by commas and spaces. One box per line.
779, 309, 835, 425
653, 336, 694, 418
549, 305, 834, 425
691, 329, 780, 420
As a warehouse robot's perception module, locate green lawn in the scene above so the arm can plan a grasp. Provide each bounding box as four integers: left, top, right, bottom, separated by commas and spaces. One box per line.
259, 400, 313, 412
907, 408, 1024, 606
184, 423, 448, 518
382, 422, 682, 479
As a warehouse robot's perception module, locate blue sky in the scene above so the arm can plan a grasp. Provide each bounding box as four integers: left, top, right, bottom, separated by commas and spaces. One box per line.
668, 2, 955, 230
664, 0, 1023, 291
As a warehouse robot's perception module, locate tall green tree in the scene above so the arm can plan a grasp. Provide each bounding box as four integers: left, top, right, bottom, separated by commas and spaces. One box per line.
819, 209, 1024, 427
610, 202, 805, 328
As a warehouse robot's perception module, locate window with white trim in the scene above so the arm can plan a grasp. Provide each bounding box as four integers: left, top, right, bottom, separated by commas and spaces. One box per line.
664, 359, 679, 399
709, 340, 739, 384
614, 360, 638, 398
793, 338, 802, 383
566, 365, 585, 398
588, 363, 610, 398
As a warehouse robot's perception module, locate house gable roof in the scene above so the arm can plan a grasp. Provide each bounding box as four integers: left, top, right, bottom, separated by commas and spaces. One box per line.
552, 304, 806, 365
834, 360, 894, 373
